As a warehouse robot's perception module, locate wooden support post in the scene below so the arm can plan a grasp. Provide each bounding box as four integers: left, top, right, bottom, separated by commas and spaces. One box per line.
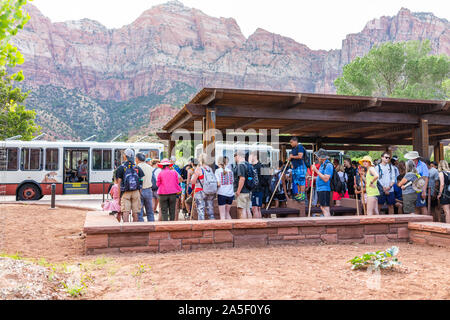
412, 119, 429, 159
204, 107, 216, 168
281, 144, 287, 163
168, 139, 175, 158
433, 142, 444, 163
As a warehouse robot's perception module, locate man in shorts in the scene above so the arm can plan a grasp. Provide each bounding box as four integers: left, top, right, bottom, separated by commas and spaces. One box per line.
116, 149, 145, 222
311, 149, 333, 217
233, 151, 252, 219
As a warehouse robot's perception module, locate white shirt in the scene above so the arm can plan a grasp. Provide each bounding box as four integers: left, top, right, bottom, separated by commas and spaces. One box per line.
137, 162, 154, 189
215, 167, 234, 197
376, 163, 396, 192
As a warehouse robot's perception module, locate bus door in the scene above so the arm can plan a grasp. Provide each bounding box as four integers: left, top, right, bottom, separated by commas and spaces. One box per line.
63, 148, 89, 195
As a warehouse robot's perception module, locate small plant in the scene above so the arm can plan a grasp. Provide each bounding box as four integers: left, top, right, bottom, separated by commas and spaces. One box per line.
348, 246, 401, 271
0, 252, 22, 260
61, 280, 84, 297
93, 256, 111, 267
133, 264, 151, 277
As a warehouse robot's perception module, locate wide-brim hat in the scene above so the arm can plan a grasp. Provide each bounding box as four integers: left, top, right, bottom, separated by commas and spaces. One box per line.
158, 159, 173, 168
404, 151, 421, 160
314, 148, 329, 159
359, 156, 374, 166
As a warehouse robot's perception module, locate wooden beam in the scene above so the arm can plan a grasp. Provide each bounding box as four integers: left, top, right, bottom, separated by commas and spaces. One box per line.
322, 145, 388, 151
282, 94, 308, 109
314, 123, 372, 137
279, 122, 317, 134
200, 89, 224, 106
233, 118, 264, 130
185, 104, 422, 125
361, 125, 415, 139
355, 98, 383, 112
421, 101, 450, 114
422, 113, 450, 126
156, 132, 171, 140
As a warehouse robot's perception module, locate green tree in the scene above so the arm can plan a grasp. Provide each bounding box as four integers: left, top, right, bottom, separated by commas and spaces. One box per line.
0, 0, 40, 140
335, 40, 450, 99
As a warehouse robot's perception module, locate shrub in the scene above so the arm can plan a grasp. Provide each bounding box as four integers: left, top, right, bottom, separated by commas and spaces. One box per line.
348, 246, 401, 271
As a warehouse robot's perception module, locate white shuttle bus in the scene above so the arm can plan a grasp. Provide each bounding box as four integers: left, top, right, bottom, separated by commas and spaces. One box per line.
0, 140, 164, 201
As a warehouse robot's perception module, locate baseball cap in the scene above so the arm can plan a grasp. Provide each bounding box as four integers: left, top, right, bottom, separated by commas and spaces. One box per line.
146, 158, 152, 162
124, 148, 135, 159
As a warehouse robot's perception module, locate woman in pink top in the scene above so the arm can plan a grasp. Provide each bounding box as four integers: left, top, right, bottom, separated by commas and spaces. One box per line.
157, 159, 182, 221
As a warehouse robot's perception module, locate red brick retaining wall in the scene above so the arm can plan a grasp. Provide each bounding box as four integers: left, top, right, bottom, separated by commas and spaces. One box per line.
84, 213, 432, 255
408, 222, 450, 248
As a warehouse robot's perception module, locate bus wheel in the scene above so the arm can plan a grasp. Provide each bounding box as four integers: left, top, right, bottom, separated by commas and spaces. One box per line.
18, 184, 41, 201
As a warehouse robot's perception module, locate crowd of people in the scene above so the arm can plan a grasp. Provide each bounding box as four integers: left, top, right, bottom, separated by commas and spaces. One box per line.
102, 139, 450, 224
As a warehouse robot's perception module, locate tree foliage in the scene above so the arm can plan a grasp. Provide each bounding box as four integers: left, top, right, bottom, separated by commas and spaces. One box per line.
335, 40, 450, 100
0, 0, 40, 140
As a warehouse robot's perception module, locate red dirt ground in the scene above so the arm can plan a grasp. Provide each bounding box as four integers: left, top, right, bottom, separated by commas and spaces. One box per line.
1, 204, 449, 300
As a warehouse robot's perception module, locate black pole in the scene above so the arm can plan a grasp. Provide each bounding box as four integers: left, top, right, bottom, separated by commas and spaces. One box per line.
51, 184, 56, 209
102, 181, 105, 203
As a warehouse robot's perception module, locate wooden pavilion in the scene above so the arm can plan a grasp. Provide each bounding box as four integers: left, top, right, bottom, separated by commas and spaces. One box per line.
157, 88, 450, 162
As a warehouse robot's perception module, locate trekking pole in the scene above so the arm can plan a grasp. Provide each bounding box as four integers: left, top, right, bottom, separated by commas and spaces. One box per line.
308, 170, 315, 217
361, 180, 367, 215
266, 160, 291, 211
354, 176, 360, 216
427, 186, 431, 215
188, 190, 197, 221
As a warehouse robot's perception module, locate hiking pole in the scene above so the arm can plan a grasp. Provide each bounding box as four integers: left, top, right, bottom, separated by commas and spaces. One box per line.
427, 186, 431, 215
188, 190, 197, 221
354, 176, 360, 216
308, 169, 315, 217
266, 160, 291, 211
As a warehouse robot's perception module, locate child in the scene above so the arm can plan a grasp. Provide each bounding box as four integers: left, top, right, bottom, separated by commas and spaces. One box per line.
394, 175, 403, 214
332, 165, 349, 206
102, 173, 122, 222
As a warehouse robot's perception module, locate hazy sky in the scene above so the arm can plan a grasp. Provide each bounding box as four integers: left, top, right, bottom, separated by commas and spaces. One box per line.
31, 0, 448, 50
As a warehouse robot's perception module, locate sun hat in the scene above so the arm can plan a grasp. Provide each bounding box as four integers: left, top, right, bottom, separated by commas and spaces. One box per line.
359, 156, 374, 166
314, 148, 329, 159
158, 158, 173, 168
404, 151, 421, 160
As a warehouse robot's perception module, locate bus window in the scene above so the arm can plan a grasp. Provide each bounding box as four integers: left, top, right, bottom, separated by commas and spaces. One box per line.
139, 149, 159, 161
21, 148, 43, 171
45, 148, 59, 171
0, 148, 18, 171
114, 149, 124, 169
93, 149, 112, 170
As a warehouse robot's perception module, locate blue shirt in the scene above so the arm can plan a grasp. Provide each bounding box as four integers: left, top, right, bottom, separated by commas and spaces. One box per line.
415, 160, 429, 178
316, 160, 334, 192
393, 183, 402, 200
290, 144, 305, 169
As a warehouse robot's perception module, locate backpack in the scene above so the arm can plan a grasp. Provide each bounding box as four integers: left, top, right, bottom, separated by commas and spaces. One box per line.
244, 162, 258, 192
329, 164, 345, 195
180, 165, 189, 180
270, 171, 283, 194
444, 172, 450, 193
151, 169, 158, 192
376, 164, 395, 194
200, 167, 218, 195
121, 164, 140, 192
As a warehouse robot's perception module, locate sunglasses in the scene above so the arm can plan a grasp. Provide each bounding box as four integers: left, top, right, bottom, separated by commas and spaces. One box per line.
384, 156, 391, 159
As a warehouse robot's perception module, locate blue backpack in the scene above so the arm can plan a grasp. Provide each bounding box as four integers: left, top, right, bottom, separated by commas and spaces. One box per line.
121, 164, 140, 192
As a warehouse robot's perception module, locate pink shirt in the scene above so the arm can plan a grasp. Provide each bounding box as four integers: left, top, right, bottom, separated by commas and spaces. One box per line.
157, 168, 182, 195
